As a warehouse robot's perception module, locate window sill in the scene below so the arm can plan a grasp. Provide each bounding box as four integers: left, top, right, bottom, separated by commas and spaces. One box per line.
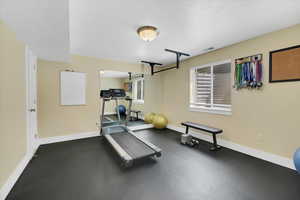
133, 100, 144, 104
189, 106, 232, 116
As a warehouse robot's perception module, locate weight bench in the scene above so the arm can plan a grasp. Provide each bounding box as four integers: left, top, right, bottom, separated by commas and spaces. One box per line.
130, 110, 142, 121
181, 122, 223, 151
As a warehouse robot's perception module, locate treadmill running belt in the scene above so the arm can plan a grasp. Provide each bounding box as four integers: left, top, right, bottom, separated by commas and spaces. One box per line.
111, 132, 155, 159
102, 118, 109, 122
103, 117, 113, 122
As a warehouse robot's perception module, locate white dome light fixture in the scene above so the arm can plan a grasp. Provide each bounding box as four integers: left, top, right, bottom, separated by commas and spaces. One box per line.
137, 26, 159, 42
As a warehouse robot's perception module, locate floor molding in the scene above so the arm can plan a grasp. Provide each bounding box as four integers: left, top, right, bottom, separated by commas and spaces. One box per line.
129, 124, 153, 131
3, 125, 293, 200
0, 153, 33, 200
1, 131, 99, 199
167, 124, 295, 170
38, 125, 154, 145
104, 112, 116, 115
39, 131, 100, 145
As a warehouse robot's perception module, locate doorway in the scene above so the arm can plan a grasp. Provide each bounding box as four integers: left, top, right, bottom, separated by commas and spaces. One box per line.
26, 46, 38, 156
98, 70, 147, 128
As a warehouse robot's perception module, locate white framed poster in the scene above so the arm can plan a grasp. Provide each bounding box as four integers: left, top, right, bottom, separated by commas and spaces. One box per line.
60, 71, 86, 105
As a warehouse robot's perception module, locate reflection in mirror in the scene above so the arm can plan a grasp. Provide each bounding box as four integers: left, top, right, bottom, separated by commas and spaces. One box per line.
99, 70, 147, 128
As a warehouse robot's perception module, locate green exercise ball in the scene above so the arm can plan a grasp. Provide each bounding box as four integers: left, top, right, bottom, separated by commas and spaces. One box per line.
144, 112, 156, 124
153, 114, 168, 129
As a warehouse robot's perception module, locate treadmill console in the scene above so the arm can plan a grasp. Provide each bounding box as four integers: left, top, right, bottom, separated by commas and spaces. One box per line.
100, 90, 112, 98
110, 89, 126, 97
100, 89, 126, 98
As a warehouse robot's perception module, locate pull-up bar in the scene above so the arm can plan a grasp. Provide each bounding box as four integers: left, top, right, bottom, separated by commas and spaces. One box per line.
128, 72, 144, 80
142, 49, 190, 75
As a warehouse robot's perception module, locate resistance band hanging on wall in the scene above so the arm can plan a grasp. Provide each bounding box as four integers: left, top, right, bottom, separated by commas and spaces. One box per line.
234, 54, 263, 89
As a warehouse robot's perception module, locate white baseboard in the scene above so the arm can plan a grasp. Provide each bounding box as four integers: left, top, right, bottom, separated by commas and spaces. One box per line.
128, 114, 152, 131
129, 124, 153, 131
1, 127, 154, 200
0, 131, 99, 199
0, 153, 33, 200
104, 112, 116, 115
3, 125, 292, 200
167, 124, 295, 170
39, 131, 99, 145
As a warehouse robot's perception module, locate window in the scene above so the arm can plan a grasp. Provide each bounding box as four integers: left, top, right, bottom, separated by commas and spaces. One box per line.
190, 60, 232, 115
132, 79, 144, 103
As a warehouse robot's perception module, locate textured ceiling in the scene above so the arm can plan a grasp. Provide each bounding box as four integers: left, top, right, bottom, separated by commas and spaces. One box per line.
0, 0, 70, 62
70, 0, 300, 64
1, 0, 300, 63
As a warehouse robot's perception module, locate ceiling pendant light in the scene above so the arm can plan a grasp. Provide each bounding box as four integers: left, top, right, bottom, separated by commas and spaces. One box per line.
137, 26, 159, 42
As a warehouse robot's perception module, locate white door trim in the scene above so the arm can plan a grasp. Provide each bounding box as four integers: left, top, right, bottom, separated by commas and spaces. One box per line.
1, 47, 39, 200
25, 46, 38, 157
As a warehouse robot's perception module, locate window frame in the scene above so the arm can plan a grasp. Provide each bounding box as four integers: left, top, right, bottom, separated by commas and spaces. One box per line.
132, 78, 144, 104
189, 59, 232, 115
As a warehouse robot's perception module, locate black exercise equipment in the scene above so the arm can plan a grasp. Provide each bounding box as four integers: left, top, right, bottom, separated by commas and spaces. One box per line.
100, 89, 162, 167
141, 49, 190, 75
100, 90, 112, 98
181, 122, 223, 151
130, 110, 142, 121
128, 72, 144, 80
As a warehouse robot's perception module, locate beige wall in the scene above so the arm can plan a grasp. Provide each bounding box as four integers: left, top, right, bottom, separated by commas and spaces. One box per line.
136, 74, 163, 116
38, 55, 164, 138
122, 74, 163, 118
0, 21, 27, 188
37, 23, 300, 160
161, 24, 300, 158
99, 77, 124, 90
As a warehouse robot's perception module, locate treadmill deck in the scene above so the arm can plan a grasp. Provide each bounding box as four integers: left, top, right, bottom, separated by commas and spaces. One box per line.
110, 132, 155, 159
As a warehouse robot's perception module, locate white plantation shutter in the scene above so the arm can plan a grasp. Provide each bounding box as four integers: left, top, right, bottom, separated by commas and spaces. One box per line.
133, 79, 144, 101
190, 61, 231, 113
191, 66, 211, 108
212, 63, 231, 108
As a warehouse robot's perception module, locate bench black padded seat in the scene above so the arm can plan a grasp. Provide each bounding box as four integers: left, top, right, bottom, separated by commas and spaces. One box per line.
181, 121, 223, 151
181, 122, 222, 134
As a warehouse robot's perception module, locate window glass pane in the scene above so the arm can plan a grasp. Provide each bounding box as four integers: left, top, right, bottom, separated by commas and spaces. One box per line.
195, 67, 211, 107
137, 80, 142, 100
141, 80, 144, 100
213, 63, 231, 106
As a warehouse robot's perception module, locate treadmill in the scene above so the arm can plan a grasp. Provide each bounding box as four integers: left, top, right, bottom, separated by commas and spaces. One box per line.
100, 89, 162, 167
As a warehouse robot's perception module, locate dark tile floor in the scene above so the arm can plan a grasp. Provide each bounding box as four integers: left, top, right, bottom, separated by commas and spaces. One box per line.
6, 129, 300, 200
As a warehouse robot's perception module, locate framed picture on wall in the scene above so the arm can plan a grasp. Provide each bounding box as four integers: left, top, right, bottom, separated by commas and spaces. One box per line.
269, 45, 300, 83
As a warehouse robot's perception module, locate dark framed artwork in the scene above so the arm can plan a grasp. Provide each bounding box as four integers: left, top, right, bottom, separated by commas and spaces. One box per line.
269, 45, 300, 83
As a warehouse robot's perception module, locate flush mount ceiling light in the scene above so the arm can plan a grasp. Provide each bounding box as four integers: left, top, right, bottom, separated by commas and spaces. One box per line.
137, 26, 159, 42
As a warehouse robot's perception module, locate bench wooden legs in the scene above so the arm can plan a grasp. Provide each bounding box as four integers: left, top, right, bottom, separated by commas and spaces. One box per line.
210, 134, 221, 151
